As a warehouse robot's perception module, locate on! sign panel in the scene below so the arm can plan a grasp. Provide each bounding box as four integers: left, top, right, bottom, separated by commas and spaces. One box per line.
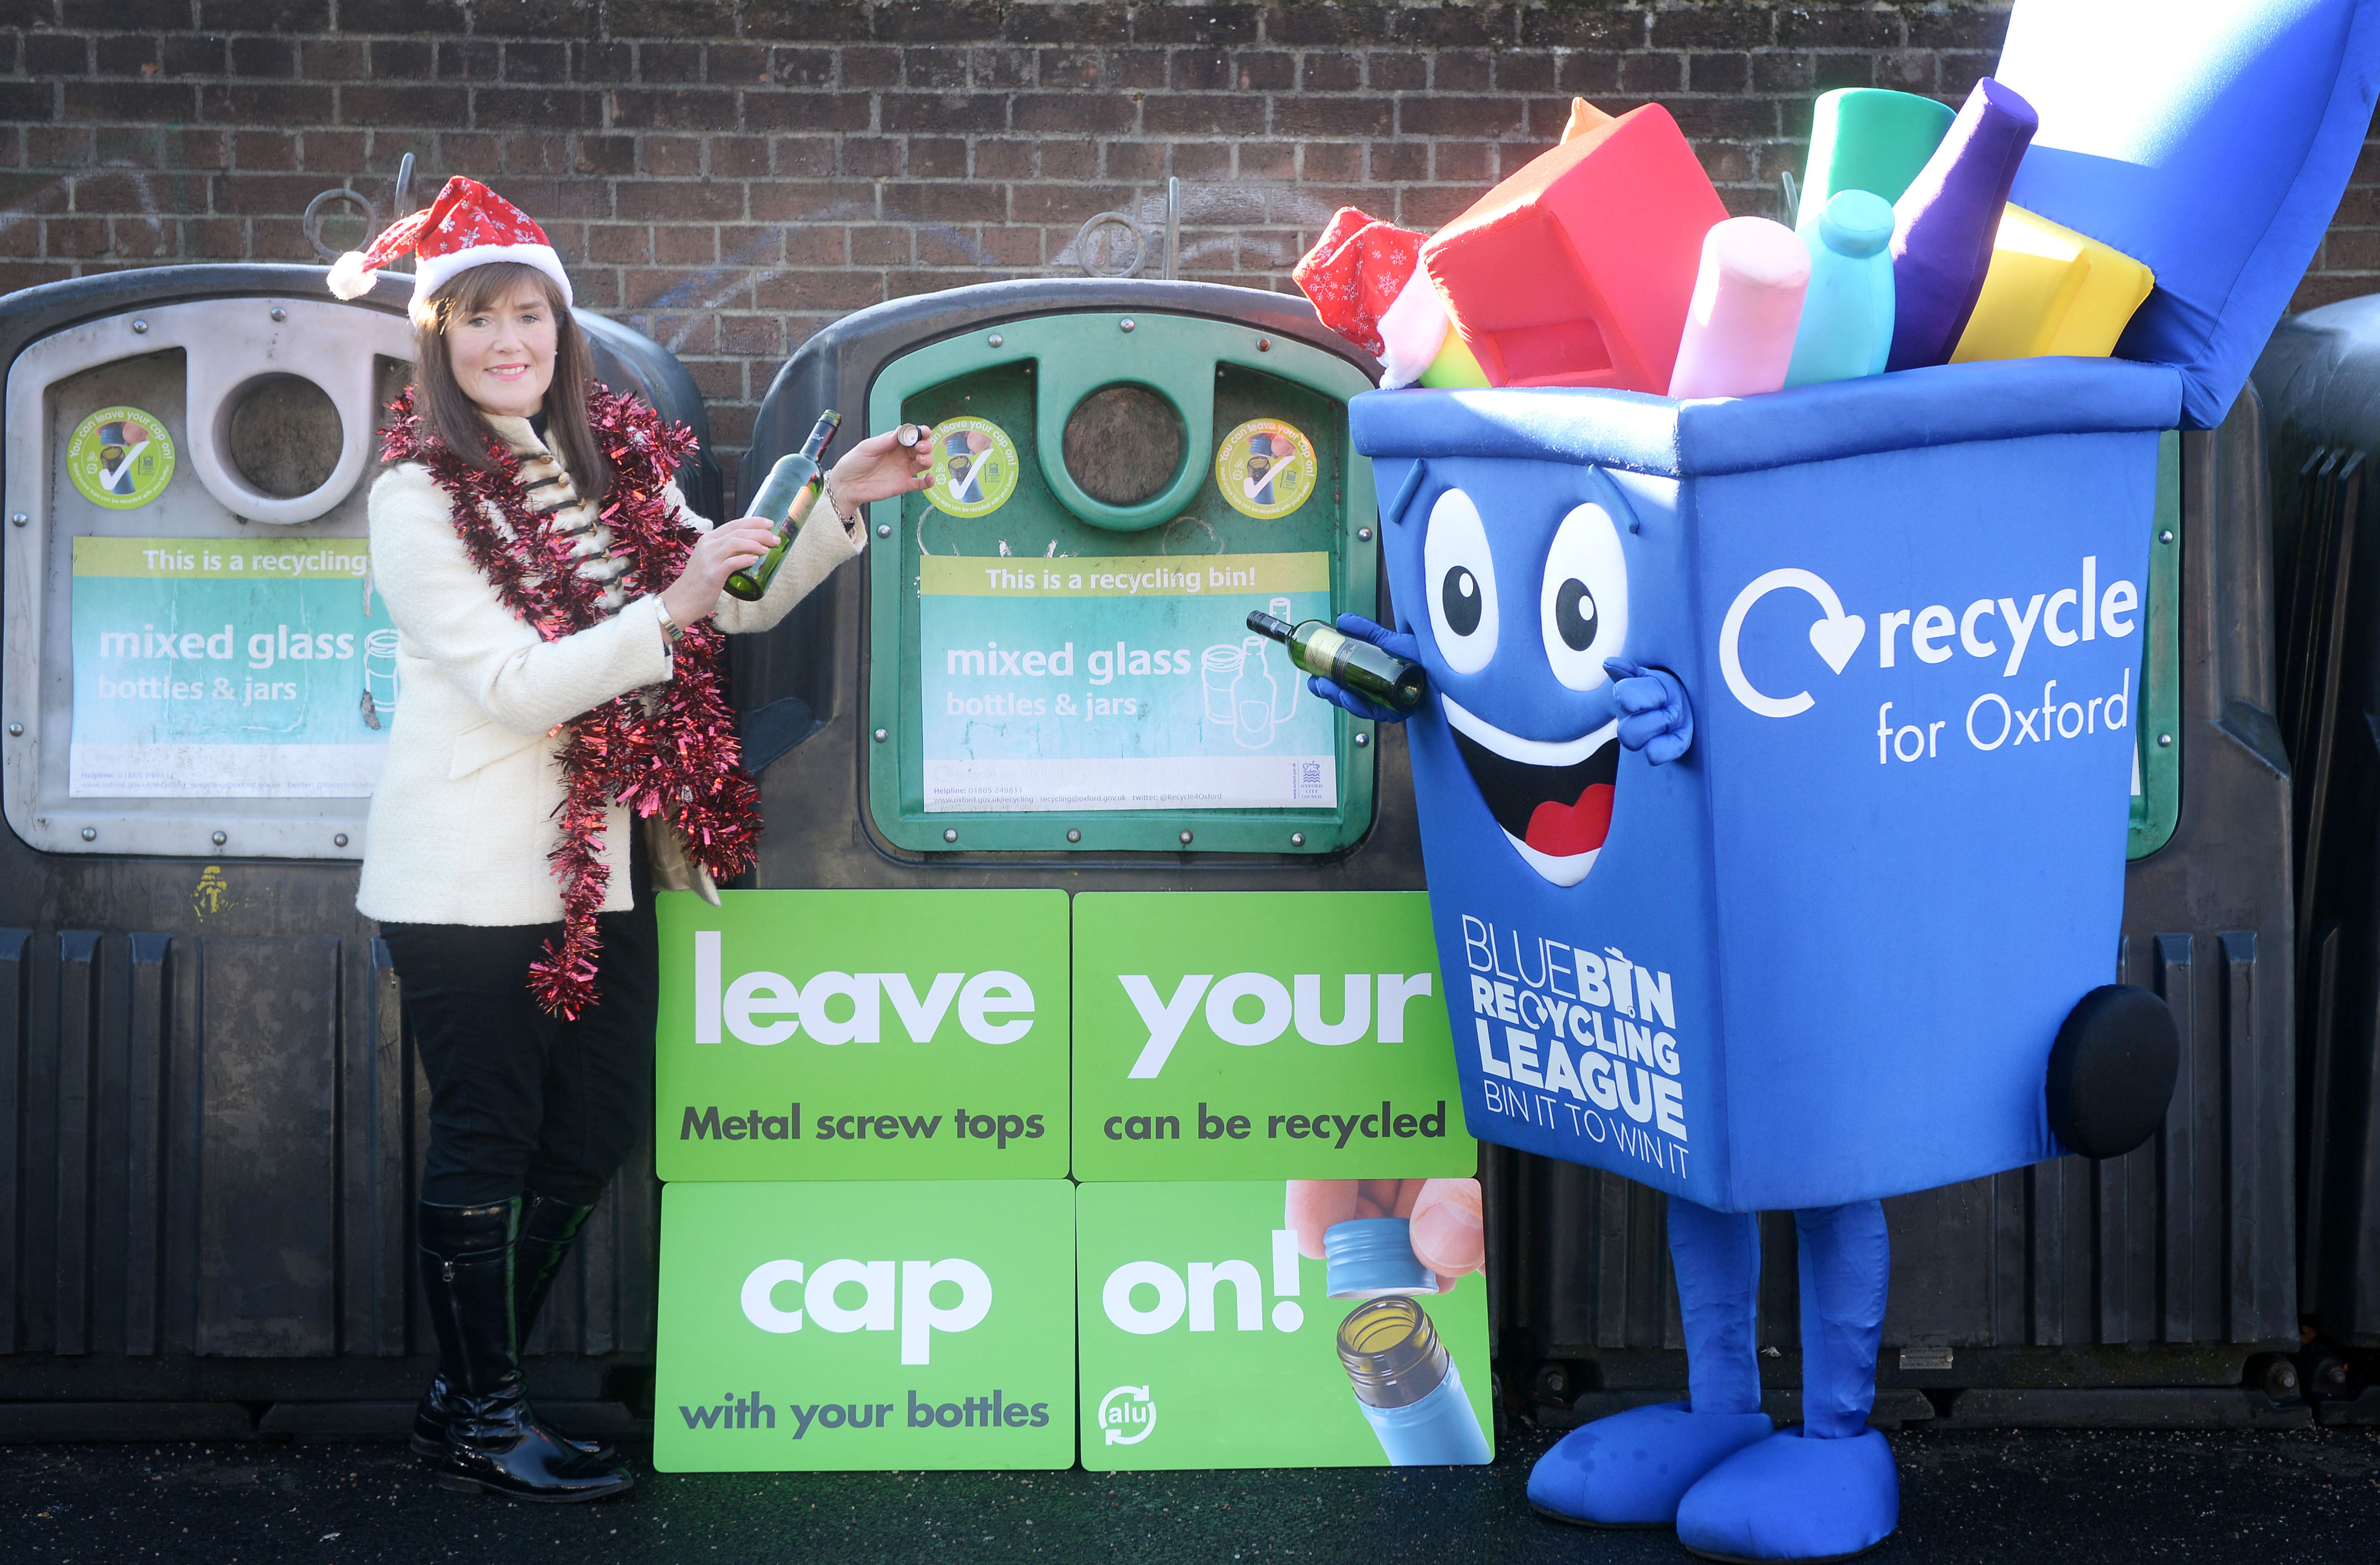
657, 889, 1070, 1180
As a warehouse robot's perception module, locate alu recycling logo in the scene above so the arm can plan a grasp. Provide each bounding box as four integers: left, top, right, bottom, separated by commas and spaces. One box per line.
1097, 1384, 1157, 1445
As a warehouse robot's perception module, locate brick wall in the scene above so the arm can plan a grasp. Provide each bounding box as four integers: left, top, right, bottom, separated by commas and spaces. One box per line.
5, 1, 2377, 484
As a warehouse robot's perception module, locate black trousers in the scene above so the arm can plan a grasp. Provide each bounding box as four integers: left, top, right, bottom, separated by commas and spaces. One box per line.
381, 833, 657, 1207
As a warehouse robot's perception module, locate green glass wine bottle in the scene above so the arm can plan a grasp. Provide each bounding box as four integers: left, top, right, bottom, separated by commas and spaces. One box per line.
1246, 609, 1426, 712
723, 410, 841, 601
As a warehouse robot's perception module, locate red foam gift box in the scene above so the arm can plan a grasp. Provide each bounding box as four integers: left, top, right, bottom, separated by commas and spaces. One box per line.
1420, 105, 1726, 392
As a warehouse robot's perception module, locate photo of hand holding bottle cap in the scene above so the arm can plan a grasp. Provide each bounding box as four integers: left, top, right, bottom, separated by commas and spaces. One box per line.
1285, 1177, 1484, 1295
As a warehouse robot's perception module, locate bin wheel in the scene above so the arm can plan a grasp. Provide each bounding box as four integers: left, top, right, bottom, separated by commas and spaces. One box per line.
2045, 984, 2180, 1159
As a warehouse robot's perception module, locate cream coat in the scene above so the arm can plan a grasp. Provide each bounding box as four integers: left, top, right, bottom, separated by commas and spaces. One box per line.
356, 412, 862, 926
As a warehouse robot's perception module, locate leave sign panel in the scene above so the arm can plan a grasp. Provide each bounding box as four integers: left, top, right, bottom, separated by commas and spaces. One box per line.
657, 890, 1070, 1181
1071, 892, 1474, 1180
655, 1180, 1076, 1473
1077, 1181, 1493, 1471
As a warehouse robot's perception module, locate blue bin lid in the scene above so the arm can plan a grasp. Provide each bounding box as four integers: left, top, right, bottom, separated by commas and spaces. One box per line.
1996, 0, 2380, 429
1349, 357, 2181, 476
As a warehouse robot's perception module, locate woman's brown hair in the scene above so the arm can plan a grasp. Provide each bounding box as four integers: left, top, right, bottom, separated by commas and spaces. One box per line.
408, 261, 612, 503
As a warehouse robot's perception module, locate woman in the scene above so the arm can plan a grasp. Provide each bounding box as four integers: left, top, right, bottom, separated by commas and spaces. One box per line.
330, 178, 930, 1502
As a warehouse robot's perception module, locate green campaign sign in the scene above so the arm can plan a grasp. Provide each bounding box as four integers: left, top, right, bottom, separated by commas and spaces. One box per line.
656, 889, 1070, 1181
1076, 1181, 1493, 1471
1070, 892, 1474, 1180
655, 1180, 1076, 1473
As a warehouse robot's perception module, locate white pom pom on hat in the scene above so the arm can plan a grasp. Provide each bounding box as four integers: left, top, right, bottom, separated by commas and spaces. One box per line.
324, 175, 574, 309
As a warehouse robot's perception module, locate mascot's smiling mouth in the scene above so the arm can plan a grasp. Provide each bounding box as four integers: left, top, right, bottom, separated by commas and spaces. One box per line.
1441, 694, 1618, 888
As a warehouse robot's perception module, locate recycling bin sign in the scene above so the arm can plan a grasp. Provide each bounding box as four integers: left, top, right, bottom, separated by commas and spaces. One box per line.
1353, 357, 2179, 1212
862, 310, 1380, 856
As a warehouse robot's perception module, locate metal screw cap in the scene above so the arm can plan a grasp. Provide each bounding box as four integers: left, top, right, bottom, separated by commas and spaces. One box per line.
943, 828, 958, 843
1066, 829, 1081, 843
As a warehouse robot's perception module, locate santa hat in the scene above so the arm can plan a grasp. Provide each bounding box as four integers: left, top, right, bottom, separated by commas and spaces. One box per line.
1292, 207, 1448, 389
326, 175, 574, 309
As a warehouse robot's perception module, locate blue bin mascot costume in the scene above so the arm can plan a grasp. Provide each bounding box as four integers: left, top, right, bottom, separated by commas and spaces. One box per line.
1310, 3, 2380, 1557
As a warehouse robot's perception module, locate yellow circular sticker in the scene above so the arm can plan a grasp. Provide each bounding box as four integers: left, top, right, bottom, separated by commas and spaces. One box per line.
68, 406, 175, 510
926, 417, 1019, 519
1215, 418, 1316, 520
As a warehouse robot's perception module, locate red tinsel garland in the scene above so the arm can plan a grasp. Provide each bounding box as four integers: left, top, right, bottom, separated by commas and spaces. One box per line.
381, 386, 762, 1018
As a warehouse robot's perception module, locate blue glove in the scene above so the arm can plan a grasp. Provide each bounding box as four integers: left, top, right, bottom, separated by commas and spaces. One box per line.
1305, 613, 1423, 724
1605, 657, 1693, 764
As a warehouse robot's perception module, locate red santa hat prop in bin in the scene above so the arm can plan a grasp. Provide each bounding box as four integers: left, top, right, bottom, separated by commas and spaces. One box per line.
1291, 207, 1449, 388
326, 175, 574, 309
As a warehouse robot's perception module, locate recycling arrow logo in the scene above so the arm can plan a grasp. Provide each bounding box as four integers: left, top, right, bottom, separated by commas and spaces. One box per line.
1097, 1384, 1157, 1446
1720, 567, 1867, 718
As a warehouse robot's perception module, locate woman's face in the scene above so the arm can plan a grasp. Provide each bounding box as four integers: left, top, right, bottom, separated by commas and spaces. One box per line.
446, 277, 558, 419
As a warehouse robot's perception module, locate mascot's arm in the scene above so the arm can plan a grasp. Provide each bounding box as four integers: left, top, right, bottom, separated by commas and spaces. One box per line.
1605, 657, 1693, 764
1303, 612, 1422, 723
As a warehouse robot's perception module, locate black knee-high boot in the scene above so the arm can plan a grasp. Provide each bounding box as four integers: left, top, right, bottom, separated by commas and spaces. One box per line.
415, 1198, 630, 1503
413, 1194, 613, 1462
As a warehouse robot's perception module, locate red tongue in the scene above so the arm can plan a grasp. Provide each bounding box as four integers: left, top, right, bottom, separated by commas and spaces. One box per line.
1524, 782, 1614, 859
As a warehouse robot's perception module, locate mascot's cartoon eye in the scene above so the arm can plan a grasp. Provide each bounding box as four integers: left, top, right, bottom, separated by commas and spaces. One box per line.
1539, 501, 1629, 691
1423, 487, 1500, 674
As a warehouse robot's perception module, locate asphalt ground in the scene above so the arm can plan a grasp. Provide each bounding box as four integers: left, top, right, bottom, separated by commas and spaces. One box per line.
4, 1422, 2379, 1565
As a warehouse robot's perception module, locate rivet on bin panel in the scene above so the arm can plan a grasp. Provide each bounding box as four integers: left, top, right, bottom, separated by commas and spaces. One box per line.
873, 728, 888, 743
1120, 318, 1136, 333
877, 523, 891, 538
1258, 337, 1273, 352
1291, 832, 1307, 847
1360, 527, 1374, 542
10, 512, 25, 526
80, 827, 95, 841
334, 833, 348, 848
988, 333, 1003, 347
1180, 830, 1194, 845
269, 308, 286, 322
211, 831, 226, 846
1355, 732, 1370, 748
131, 319, 147, 334
2158, 733, 2173, 747
2159, 529, 2175, 543
943, 828, 958, 843
1067, 829, 1081, 843
6, 723, 19, 737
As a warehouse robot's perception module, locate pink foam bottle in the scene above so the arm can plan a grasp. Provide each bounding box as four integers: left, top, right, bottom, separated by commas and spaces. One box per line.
1666, 217, 1812, 400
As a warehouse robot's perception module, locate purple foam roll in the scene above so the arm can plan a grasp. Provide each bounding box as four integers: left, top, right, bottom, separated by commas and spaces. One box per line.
1886, 78, 2038, 372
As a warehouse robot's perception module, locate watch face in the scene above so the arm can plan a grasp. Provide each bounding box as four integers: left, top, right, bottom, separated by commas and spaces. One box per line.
68, 406, 177, 510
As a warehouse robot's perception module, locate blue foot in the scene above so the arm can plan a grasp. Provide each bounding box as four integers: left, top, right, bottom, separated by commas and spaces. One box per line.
1674, 1427, 1900, 1562
1526, 1402, 1774, 1528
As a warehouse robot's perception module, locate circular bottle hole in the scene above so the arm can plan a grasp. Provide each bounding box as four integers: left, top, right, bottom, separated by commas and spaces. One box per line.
225, 374, 343, 499
1063, 384, 1183, 507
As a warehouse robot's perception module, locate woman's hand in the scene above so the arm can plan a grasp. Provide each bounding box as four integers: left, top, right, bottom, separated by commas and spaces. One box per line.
823, 427, 935, 522
661, 515, 779, 629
